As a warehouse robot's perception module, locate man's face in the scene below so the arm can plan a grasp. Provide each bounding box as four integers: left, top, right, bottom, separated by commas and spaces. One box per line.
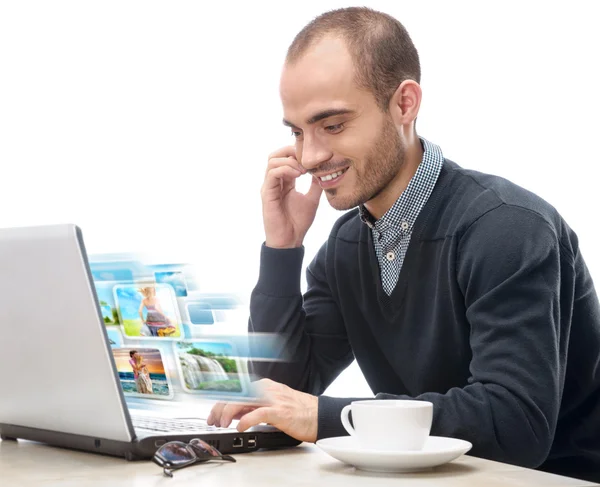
280, 36, 406, 211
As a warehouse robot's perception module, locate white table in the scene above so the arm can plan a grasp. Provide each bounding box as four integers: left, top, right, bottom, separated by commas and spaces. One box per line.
1, 438, 597, 487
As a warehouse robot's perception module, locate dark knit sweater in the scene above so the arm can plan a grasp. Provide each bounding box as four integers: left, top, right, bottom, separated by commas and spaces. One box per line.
249, 159, 600, 482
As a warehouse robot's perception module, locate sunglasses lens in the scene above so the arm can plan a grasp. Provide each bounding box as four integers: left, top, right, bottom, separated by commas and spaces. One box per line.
158, 441, 196, 466
189, 438, 222, 458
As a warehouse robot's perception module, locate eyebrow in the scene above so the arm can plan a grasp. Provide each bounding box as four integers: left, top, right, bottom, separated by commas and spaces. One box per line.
283, 108, 355, 128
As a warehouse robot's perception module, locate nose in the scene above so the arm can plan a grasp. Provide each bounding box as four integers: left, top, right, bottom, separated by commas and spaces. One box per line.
299, 135, 333, 171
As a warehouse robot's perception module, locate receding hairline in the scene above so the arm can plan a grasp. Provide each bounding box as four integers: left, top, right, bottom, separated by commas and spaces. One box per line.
285, 29, 347, 66
285, 8, 406, 67
284, 7, 421, 111
282, 33, 372, 100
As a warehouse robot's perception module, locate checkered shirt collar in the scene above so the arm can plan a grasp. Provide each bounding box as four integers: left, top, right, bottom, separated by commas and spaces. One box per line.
359, 137, 443, 233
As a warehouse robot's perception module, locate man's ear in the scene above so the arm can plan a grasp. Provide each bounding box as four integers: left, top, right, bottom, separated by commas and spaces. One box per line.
388, 80, 422, 128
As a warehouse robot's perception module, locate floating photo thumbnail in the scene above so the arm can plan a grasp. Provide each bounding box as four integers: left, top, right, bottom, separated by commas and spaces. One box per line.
174, 341, 243, 394
114, 283, 182, 339
111, 347, 173, 399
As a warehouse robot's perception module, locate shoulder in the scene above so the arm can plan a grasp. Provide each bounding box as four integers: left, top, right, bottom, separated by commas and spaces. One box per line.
458, 203, 559, 256
442, 161, 571, 247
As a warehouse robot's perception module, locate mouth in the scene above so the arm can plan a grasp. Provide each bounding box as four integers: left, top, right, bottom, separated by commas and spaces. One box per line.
314, 167, 349, 189
317, 168, 348, 182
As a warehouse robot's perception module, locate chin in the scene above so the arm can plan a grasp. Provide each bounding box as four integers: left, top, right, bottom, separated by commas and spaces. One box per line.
325, 191, 363, 212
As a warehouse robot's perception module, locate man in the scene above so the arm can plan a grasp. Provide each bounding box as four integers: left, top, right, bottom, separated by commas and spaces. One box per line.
207, 7, 600, 481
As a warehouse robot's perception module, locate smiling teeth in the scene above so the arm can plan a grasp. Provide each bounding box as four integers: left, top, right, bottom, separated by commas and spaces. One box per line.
320, 169, 346, 181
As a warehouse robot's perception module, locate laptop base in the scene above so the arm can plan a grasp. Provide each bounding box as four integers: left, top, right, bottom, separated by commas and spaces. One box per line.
0, 423, 301, 461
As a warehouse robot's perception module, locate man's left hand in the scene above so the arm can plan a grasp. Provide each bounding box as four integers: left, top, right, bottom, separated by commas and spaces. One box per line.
207, 379, 318, 443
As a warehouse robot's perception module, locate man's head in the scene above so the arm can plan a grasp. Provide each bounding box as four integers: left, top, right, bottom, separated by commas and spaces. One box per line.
130, 350, 138, 359
280, 7, 422, 211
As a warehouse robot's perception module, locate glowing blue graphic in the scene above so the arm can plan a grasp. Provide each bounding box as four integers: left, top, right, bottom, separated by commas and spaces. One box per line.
155, 271, 188, 297
187, 302, 214, 324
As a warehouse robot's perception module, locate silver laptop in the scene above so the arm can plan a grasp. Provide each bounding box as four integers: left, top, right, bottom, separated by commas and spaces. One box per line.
0, 224, 299, 460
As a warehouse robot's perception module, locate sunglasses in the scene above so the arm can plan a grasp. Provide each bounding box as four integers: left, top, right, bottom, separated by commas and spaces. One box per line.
152, 438, 236, 477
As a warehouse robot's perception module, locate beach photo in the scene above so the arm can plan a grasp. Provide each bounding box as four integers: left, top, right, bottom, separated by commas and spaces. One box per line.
175, 341, 242, 394
113, 283, 182, 339
111, 347, 172, 398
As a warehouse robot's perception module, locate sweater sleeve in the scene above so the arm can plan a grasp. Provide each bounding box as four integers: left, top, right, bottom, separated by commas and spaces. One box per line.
248, 241, 354, 397
317, 205, 568, 468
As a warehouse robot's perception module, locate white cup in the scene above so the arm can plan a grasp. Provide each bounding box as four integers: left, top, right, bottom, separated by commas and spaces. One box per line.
340, 400, 433, 451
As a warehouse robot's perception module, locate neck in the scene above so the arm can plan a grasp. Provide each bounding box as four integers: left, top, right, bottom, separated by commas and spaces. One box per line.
363, 134, 424, 220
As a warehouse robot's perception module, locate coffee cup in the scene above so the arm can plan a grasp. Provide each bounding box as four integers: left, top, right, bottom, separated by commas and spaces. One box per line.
340, 399, 433, 451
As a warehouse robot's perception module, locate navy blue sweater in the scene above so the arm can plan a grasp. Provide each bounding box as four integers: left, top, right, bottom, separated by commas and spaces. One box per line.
249, 160, 600, 482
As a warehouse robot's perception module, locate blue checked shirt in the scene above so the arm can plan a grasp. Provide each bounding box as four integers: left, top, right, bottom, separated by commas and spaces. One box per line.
359, 138, 444, 295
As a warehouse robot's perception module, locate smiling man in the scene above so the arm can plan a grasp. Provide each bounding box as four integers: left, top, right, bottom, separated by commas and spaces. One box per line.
207, 7, 600, 482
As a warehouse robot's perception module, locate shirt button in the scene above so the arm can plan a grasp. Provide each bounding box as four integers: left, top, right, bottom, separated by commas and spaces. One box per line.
401, 221, 409, 231
386, 251, 395, 261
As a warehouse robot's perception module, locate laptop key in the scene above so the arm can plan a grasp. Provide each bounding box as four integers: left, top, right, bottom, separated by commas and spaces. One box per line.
131, 415, 232, 433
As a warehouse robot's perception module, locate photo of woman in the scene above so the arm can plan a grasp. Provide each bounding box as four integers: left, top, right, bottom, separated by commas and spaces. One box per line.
113, 283, 182, 339
138, 286, 178, 337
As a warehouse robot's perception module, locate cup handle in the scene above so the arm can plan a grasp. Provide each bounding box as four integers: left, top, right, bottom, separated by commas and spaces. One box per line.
340, 405, 356, 436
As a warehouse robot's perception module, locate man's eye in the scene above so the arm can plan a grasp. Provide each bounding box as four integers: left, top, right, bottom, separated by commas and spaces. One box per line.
291, 129, 302, 138
325, 123, 344, 134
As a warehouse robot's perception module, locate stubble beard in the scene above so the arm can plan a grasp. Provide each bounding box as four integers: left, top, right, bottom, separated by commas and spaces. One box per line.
326, 116, 406, 211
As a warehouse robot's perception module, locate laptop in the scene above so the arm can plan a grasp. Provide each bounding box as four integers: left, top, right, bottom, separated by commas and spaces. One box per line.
0, 224, 300, 460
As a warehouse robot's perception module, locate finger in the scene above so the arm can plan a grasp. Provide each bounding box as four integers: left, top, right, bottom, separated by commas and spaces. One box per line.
268, 146, 296, 161
231, 406, 258, 420
306, 175, 323, 202
266, 156, 306, 177
233, 406, 255, 419
207, 402, 227, 426
220, 403, 255, 428
236, 407, 277, 432
262, 166, 303, 194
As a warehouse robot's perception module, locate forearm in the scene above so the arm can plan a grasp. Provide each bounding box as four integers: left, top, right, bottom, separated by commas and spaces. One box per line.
248, 242, 352, 395
317, 396, 362, 440
248, 244, 315, 391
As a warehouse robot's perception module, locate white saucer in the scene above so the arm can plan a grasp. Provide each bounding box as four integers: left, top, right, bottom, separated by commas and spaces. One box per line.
316, 436, 472, 473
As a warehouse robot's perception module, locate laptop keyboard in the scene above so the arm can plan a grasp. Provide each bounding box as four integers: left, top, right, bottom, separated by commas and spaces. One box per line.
131, 415, 234, 433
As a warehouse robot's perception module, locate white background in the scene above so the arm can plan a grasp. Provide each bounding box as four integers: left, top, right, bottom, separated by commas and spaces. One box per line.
1, 1, 599, 398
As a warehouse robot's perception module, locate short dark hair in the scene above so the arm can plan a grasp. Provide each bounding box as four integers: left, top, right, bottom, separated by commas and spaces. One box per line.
129, 350, 137, 358
286, 7, 420, 111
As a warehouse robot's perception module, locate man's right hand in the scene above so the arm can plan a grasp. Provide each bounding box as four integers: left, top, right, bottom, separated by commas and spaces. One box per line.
261, 146, 323, 249
206, 379, 319, 443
